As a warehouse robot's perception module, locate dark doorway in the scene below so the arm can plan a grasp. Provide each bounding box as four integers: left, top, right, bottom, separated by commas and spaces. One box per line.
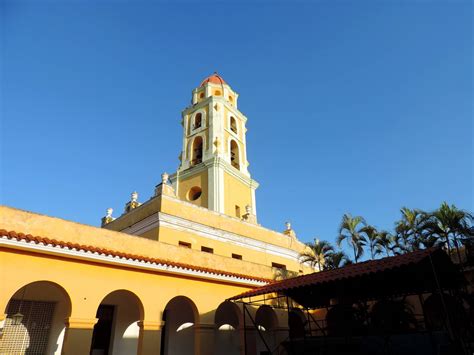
90, 305, 115, 355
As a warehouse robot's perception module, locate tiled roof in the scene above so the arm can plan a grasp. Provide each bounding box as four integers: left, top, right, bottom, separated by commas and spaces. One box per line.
229, 248, 445, 300
0, 229, 272, 283
200, 73, 226, 87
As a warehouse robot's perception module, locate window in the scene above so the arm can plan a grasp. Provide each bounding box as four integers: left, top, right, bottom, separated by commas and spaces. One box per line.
187, 186, 202, 201
214, 90, 222, 96
230, 140, 240, 170
201, 246, 213, 253
179, 241, 191, 248
191, 136, 203, 165
235, 205, 241, 218
232, 253, 242, 260
199, 92, 205, 99
230, 116, 237, 134
229, 95, 234, 102
272, 262, 286, 270
194, 113, 202, 129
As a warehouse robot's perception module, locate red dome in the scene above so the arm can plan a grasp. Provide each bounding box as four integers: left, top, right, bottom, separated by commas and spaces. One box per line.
200, 73, 227, 87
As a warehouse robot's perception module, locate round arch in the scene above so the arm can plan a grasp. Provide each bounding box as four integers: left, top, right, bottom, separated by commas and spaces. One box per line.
2, 280, 72, 355
229, 139, 240, 170
288, 308, 306, 339
214, 301, 243, 355
190, 135, 204, 165
215, 300, 242, 329
255, 305, 278, 331
90, 289, 144, 355
255, 305, 279, 354
191, 109, 206, 132
162, 296, 200, 355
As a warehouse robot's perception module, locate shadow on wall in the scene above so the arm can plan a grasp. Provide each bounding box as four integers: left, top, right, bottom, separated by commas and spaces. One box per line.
2, 281, 71, 355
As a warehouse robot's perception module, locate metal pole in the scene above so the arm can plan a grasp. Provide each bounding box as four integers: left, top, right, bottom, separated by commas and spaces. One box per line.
244, 305, 272, 353
243, 303, 248, 355
286, 296, 293, 355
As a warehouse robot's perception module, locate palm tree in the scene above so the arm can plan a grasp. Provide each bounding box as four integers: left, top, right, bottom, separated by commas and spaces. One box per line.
324, 251, 352, 270
395, 207, 429, 252
299, 239, 334, 271
337, 214, 367, 262
362, 225, 383, 259
377, 230, 394, 257
424, 202, 474, 262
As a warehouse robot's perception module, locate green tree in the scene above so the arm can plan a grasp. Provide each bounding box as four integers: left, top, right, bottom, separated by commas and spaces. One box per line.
395, 207, 429, 252
299, 238, 334, 271
324, 251, 352, 270
337, 214, 367, 262
377, 230, 394, 257
424, 202, 474, 261
361, 225, 383, 259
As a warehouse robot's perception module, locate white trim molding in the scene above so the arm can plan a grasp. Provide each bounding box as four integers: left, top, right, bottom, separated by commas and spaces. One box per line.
121, 211, 301, 262
0, 235, 267, 287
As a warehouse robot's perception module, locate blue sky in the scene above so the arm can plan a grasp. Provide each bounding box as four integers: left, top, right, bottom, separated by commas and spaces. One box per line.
1, 0, 472, 247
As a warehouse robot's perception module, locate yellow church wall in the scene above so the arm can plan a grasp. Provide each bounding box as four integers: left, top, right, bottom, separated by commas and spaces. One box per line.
0, 206, 282, 279
139, 228, 158, 241
176, 170, 209, 208
0, 248, 255, 326
159, 196, 306, 254
223, 172, 252, 218
104, 197, 161, 231
157, 225, 302, 273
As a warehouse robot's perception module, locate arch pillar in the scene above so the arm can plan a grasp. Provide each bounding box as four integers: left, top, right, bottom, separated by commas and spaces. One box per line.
242, 325, 258, 355
138, 293, 168, 355
61, 317, 98, 355
138, 320, 163, 355
0, 313, 7, 338
196, 323, 216, 355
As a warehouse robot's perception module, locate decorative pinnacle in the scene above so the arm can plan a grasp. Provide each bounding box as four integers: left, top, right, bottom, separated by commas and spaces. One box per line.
106, 208, 113, 218
161, 172, 169, 184
131, 191, 138, 202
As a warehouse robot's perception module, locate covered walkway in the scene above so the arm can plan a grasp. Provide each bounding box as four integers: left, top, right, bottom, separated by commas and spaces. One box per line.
229, 248, 473, 355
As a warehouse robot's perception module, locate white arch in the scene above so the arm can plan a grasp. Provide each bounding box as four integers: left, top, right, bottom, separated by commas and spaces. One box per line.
229, 138, 241, 170
189, 134, 205, 165
191, 109, 207, 133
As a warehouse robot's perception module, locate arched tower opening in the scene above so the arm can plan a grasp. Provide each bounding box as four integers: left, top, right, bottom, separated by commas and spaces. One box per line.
230, 140, 240, 170
194, 113, 202, 130
230, 116, 238, 134
192, 136, 203, 165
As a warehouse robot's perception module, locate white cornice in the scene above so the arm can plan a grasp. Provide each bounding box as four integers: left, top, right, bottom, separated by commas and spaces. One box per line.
122, 211, 300, 261
0, 236, 267, 287
173, 157, 258, 189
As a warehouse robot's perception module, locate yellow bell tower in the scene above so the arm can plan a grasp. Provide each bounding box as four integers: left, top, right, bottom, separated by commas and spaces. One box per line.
170, 73, 259, 220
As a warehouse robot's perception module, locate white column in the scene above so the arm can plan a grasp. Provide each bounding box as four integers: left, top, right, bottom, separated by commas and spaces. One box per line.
208, 161, 225, 214
251, 188, 257, 218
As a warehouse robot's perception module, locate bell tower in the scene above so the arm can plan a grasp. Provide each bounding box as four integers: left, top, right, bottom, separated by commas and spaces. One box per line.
170, 73, 259, 220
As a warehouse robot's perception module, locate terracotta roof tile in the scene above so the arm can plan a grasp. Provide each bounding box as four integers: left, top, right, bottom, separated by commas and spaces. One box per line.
0, 229, 271, 283
200, 73, 227, 87
229, 248, 444, 300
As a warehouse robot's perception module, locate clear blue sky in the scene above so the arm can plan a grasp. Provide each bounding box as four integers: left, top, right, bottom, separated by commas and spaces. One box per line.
1, 0, 472, 246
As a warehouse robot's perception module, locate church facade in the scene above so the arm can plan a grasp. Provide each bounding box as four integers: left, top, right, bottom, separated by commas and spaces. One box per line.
0, 74, 310, 354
